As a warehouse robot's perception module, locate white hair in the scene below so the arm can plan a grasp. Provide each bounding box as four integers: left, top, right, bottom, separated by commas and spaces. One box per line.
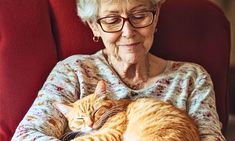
76, 0, 163, 23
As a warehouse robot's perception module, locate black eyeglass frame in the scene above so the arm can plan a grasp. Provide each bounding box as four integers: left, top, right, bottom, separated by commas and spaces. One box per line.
96, 10, 156, 33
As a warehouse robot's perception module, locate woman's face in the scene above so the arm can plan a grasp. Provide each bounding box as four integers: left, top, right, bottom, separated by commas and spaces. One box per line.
89, 0, 161, 64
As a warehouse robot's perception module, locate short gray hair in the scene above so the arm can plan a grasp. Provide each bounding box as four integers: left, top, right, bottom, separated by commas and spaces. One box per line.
76, 0, 162, 23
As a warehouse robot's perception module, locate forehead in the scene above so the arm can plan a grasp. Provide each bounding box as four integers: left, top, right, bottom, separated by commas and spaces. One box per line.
99, 0, 153, 15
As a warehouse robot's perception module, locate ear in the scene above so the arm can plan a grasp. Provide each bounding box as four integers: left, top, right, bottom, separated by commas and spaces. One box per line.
87, 21, 101, 37
158, 0, 166, 5
155, 0, 165, 13
94, 80, 107, 99
153, 0, 165, 27
53, 102, 72, 116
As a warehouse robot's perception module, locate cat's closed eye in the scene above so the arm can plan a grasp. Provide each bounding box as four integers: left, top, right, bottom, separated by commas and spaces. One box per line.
76, 117, 84, 120
73, 116, 85, 123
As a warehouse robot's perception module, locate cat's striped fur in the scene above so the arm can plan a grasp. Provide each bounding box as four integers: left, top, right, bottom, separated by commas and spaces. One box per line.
54, 80, 200, 141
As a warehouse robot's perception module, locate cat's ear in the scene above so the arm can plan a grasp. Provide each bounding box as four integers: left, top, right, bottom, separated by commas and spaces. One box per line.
94, 80, 107, 99
53, 102, 72, 116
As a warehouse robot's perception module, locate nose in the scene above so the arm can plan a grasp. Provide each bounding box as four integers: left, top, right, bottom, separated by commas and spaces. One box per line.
86, 118, 94, 128
121, 20, 135, 38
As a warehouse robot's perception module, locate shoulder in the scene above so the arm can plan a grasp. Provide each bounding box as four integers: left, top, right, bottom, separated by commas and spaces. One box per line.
164, 60, 214, 93
61, 50, 103, 64
165, 60, 213, 82
49, 50, 106, 74
54, 50, 106, 69
167, 60, 209, 74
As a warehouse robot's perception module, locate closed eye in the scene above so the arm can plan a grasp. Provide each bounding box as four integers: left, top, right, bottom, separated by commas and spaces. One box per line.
76, 117, 84, 120
73, 117, 85, 126
101, 17, 122, 24
75, 116, 86, 122
132, 13, 147, 19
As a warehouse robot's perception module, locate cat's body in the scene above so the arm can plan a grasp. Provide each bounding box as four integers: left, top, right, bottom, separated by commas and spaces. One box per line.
54, 80, 200, 141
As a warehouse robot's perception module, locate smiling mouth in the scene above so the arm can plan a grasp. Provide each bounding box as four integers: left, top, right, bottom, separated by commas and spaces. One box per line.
119, 42, 140, 48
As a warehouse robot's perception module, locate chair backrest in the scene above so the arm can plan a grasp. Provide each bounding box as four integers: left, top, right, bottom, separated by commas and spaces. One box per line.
50, 0, 230, 133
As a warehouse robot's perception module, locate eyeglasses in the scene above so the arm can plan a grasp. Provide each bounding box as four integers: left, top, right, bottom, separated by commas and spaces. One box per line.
97, 11, 156, 33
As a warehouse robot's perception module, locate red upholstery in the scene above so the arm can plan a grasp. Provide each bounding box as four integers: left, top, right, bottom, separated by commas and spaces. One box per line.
49, 0, 103, 59
0, 0, 230, 140
0, 1, 57, 141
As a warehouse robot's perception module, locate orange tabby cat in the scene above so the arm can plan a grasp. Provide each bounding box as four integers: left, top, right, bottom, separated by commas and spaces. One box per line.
54, 80, 200, 141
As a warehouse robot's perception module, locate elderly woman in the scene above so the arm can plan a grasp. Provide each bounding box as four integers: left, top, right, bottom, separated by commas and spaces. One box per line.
12, 0, 225, 140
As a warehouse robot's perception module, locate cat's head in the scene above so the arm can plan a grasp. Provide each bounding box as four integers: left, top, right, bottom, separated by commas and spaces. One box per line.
54, 80, 129, 133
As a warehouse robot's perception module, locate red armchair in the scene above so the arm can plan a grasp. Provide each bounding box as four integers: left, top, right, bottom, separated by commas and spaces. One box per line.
0, 0, 230, 140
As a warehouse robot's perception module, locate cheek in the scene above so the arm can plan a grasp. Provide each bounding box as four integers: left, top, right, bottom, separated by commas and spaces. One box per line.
145, 33, 154, 50
143, 13, 158, 47
142, 26, 155, 50
101, 33, 119, 47
69, 120, 83, 131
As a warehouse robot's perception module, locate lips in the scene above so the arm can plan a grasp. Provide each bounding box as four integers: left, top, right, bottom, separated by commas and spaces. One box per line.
118, 42, 140, 48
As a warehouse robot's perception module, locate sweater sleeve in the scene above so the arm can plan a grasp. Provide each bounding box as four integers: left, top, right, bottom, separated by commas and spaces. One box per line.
12, 61, 80, 141
187, 66, 225, 141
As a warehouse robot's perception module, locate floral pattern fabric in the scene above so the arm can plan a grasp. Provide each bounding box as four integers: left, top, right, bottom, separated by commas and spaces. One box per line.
12, 50, 225, 141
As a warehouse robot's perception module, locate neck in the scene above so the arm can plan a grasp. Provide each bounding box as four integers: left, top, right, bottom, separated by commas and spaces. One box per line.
104, 51, 150, 89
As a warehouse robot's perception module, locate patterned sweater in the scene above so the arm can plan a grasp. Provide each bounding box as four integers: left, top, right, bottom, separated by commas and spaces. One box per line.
12, 50, 225, 141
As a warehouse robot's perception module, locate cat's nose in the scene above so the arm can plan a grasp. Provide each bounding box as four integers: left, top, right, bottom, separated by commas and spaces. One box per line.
88, 123, 93, 128
87, 120, 94, 128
